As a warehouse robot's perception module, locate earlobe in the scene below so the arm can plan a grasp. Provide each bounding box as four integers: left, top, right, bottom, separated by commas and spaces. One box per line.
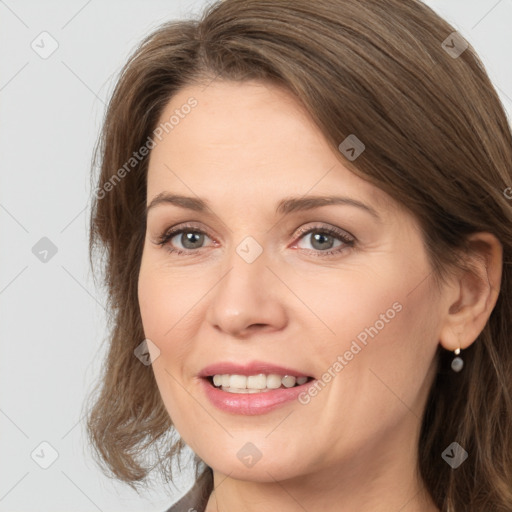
439, 232, 502, 353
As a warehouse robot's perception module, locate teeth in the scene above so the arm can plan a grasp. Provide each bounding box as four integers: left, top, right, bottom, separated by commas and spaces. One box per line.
266, 374, 283, 389
247, 374, 267, 389
282, 375, 296, 388
220, 387, 272, 394
229, 375, 247, 388
210, 373, 311, 391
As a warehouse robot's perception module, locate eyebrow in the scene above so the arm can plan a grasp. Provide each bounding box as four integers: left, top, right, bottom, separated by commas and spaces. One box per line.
146, 192, 380, 220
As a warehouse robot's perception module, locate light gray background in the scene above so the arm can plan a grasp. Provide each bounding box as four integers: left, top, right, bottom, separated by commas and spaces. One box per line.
1, 1, 511, 511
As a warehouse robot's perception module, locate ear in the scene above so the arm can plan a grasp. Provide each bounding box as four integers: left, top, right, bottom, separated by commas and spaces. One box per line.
439, 232, 503, 351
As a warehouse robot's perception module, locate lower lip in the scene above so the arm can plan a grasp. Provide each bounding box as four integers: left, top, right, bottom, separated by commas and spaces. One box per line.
200, 377, 316, 415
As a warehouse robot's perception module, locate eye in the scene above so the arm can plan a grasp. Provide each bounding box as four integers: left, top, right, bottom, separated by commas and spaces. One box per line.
155, 223, 214, 255
292, 225, 355, 257
154, 222, 355, 257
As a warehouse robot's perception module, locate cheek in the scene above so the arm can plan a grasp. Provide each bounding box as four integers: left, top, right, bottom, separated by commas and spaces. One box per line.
286, 267, 406, 352
138, 258, 202, 339
325, 278, 439, 424
137, 256, 211, 390
298, 261, 439, 376
138, 263, 194, 427
138, 270, 168, 341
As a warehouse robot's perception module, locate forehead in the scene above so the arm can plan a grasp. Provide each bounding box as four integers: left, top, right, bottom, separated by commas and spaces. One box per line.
151, 80, 325, 167
146, 80, 392, 214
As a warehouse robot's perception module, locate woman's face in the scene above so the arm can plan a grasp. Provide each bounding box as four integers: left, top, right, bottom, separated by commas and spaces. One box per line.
138, 80, 445, 482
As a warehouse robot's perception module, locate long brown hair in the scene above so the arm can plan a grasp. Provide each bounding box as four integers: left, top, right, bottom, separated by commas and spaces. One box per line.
85, 0, 512, 509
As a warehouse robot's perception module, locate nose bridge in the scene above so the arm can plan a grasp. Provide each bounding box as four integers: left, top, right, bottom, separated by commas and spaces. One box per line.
219, 235, 271, 309
206, 235, 288, 336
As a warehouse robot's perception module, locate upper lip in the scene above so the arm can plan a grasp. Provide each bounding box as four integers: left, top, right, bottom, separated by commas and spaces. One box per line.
198, 360, 313, 378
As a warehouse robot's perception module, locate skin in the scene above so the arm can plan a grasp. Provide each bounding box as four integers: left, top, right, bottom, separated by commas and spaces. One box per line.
137, 80, 502, 512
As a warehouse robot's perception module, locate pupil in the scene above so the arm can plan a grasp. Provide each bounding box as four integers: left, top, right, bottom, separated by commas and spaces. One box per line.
312, 232, 333, 250
182, 232, 204, 249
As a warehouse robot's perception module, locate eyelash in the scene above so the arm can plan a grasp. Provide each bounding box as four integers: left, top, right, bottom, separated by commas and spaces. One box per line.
155, 222, 356, 258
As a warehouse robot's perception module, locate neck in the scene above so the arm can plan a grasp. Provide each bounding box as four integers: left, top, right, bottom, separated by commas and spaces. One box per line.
205, 467, 439, 512
204, 415, 439, 512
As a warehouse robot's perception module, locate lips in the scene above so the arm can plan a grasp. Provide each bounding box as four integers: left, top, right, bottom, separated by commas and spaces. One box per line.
198, 360, 314, 379
199, 371, 318, 415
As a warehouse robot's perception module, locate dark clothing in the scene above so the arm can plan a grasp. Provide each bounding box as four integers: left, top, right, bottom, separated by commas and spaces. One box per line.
164, 467, 214, 512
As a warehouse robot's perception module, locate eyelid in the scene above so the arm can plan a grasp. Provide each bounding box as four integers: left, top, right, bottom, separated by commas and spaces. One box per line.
291, 223, 355, 241
155, 222, 353, 243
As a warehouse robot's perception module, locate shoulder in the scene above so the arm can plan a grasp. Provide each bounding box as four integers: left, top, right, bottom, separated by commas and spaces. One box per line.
163, 467, 213, 512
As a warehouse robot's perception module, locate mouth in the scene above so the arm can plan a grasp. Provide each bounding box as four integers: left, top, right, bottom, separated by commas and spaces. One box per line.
198, 361, 317, 414
204, 373, 316, 394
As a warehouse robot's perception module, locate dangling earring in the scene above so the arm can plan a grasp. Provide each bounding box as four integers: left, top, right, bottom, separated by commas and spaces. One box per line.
451, 347, 464, 372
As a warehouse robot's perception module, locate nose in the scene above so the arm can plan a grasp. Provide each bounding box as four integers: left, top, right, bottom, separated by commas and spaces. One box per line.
206, 246, 288, 338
